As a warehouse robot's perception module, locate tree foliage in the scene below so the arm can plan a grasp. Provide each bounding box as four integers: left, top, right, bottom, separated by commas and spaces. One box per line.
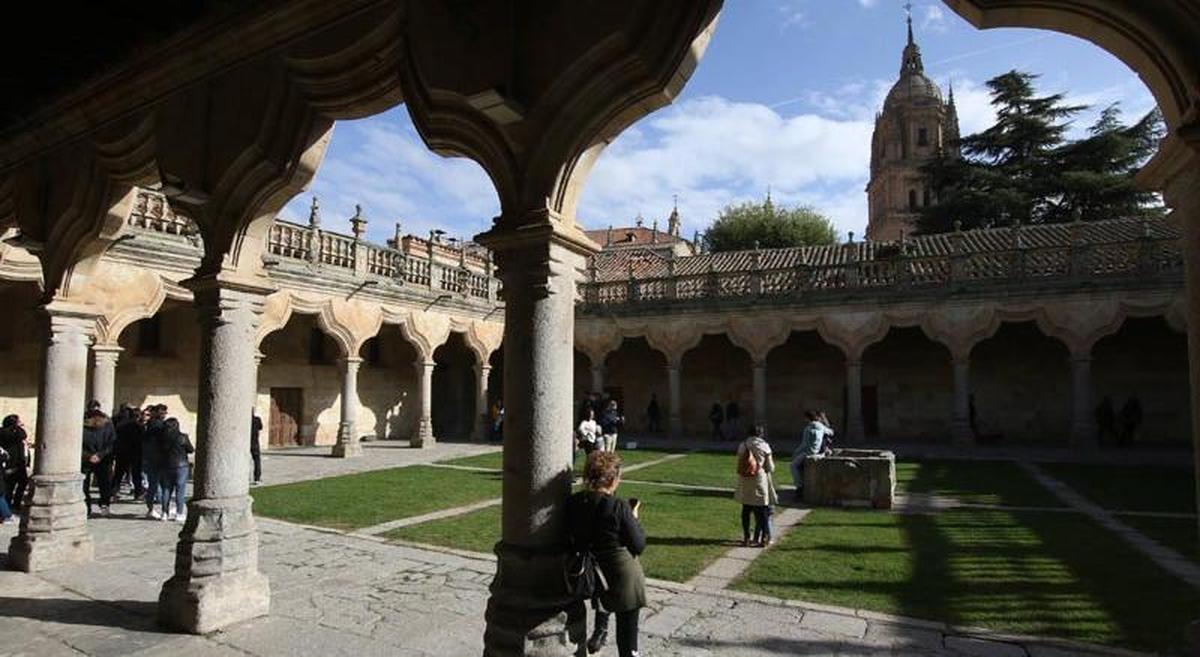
919, 70, 1164, 233
702, 196, 837, 252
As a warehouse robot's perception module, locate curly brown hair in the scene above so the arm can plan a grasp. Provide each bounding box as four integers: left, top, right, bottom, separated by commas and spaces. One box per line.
584, 451, 622, 491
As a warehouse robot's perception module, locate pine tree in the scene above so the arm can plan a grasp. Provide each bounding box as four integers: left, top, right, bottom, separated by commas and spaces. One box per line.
918, 70, 1163, 233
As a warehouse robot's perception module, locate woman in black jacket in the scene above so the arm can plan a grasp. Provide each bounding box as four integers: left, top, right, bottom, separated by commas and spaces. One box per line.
566, 451, 646, 657
0, 414, 28, 510
157, 418, 193, 522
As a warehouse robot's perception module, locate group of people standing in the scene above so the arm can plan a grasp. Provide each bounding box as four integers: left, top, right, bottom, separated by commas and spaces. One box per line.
0, 414, 30, 524
576, 393, 625, 455
82, 401, 193, 521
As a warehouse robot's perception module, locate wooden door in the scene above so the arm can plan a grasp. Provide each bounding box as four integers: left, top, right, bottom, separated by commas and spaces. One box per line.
269, 387, 303, 447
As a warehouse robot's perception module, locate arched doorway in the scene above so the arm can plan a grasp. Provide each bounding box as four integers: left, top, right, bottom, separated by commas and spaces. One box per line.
432, 332, 477, 442
971, 321, 1071, 444
765, 331, 846, 438
604, 337, 668, 434
680, 334, 752, 439
861, 327, 953, 443
1093, 316, 1190, 446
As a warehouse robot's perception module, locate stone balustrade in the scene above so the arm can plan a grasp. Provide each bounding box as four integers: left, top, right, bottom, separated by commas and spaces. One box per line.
579, 219, 1184, 309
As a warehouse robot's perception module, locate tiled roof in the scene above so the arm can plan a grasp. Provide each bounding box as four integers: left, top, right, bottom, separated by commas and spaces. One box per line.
584, 226, 687, 249
588, 217, 1179, 282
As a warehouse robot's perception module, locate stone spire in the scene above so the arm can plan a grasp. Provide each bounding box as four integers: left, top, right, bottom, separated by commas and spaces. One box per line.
667, 195, 681, 236
900, 2, 924, 75
349, 204, 367, 239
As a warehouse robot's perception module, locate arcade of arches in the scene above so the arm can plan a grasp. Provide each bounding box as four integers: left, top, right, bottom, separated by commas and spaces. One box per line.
0, 2, 1198, 655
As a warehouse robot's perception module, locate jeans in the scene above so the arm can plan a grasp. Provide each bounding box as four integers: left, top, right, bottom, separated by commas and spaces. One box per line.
141, 455, 159, 508
594, 608, 640, 657
82, 458, 113, 512
790, 455, 806, 494
159, 465, 189, 517
6, 468, 27, 510
0, 494, 11, 521
113, 451, 142, 497
741, 504, 771, 543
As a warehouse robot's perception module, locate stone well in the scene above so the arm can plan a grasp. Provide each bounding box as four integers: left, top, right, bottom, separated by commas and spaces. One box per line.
802, 449, 897, 510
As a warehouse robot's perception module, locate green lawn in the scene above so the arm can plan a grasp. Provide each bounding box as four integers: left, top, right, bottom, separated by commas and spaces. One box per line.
1039, 463, 1195, 514
1118, 513, 1198, 561
895, 460, 1064, 508
623, 451, 742, 489
732, 508, 1200, 654
439, 448, 680, 472
253, 465, 502, 530
385, 482, 741, 582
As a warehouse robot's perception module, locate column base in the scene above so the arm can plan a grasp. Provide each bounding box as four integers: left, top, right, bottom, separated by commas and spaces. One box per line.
331, 425, 363, 457
412, 419, 436, 448
7, 473, 94, 572
159, 496, 270, 634
484, 543, 586, 657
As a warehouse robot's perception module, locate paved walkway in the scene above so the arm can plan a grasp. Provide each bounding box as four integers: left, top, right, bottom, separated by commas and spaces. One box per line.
0, 443, 1162, 657
688, 508, 810, 591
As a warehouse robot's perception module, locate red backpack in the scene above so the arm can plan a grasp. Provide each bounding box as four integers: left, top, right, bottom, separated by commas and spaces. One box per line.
736, 447, 760, 477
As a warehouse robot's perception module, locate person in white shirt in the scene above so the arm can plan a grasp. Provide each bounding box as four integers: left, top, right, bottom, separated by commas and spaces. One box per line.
577, 408, 602, 455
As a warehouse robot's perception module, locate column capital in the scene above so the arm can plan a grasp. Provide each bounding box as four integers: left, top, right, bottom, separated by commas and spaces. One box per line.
415, 358, 436, 369
340, 356, 364, 367
752, 359, 767, 370
91, 344, 124, 356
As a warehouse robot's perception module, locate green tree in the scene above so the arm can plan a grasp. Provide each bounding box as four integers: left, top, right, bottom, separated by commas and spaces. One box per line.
919, 70, 1163, 233
702, 195, 837, 252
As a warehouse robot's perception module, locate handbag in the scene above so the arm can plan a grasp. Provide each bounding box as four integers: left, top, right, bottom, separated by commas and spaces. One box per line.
564, 496, 609, 601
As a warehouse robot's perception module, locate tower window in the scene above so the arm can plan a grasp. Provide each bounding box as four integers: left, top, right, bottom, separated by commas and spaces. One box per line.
908, 190, 918, 211
917, 127, 929, 147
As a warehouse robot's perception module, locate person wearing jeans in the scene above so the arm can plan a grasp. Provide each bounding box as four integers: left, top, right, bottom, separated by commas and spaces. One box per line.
157, 418, 193, 522
735, 425, 778, 547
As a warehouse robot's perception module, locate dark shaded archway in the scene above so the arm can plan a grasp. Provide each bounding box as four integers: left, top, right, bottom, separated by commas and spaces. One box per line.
862, 327, 953, 443
432, 332, 477, 442
971, 322, 1071, 445
1093, 317, 1190, 446
604, 337, 668, 434
680, 334, 751, 439
765, 331, 845, 438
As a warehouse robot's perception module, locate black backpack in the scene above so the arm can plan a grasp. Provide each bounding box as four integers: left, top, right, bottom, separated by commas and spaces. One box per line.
564, 496, 609, 601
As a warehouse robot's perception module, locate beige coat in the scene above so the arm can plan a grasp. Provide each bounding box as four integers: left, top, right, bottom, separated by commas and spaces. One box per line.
734, 436, 778, 506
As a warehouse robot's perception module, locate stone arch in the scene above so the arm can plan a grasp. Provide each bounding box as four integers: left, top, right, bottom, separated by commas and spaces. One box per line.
431, 331, 478, 442
111, 297, 202, 434
602, 336, 669, 433
1093, 316, 1191, 446
971, 320, 1073, 444
680, 333, 753, 439
862, 326, 954, 442
764, 330, 847, 437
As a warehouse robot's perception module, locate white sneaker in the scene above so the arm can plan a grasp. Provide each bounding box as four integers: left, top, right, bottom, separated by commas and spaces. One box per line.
166, 509, 177, 522
174, 513, 186, 523
147, 508, 161, 520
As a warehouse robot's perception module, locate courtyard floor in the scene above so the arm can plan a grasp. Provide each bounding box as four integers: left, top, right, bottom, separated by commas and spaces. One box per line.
0, 441, 1194, 657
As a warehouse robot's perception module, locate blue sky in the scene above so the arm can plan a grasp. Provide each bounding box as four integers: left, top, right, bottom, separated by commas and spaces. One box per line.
281, 1, 1157, 244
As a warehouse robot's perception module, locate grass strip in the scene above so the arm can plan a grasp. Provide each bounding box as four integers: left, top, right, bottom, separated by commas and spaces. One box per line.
731, 508, 1200, 654
253, 465, 502, 531
384, 481, 741, 582
1039, 463, 1195, 514
439, 447, 680, 472
1117, 513, 1198, 561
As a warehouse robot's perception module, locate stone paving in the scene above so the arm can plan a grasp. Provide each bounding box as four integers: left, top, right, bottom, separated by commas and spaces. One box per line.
0, 442, 1165, 657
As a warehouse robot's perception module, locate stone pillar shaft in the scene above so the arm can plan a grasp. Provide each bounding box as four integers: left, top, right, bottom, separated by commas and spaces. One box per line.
752, 361, 767, 427
474, 363, 492, 441
845, 359, 865, 444
951, 358, 973, 445
159, 279, 269, 634
8, 308, 97, 571
90, 345, 122, 415
667, 362, 683, 439
332, 357, 363, 457
1070, 354, 1096, 448
590, 363, 604, 395
412, 358, 435, 447
481, 233, 588, 655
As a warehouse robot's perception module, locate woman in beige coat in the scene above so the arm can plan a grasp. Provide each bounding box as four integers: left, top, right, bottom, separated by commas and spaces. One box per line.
734, 425, 778, 546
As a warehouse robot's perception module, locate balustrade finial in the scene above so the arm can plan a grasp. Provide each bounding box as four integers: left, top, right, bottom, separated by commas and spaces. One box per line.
392, 221, 403, 249
953, 220, 962, 232
847, 231, 855, 244
350, 204, 367, 240
308, 196, 321, 229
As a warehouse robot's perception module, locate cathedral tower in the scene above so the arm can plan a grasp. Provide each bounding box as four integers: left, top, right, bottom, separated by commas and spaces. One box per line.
865, 10, 960, 241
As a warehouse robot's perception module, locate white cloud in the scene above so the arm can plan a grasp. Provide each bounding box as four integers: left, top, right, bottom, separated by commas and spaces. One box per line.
776, 1, 806, 29
578, 95, 875, 240
920, 5, 947, 33
858, 0, 877, 7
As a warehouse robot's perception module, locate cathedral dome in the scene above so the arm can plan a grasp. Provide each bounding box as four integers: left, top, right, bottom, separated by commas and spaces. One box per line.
884, 70, 943, 107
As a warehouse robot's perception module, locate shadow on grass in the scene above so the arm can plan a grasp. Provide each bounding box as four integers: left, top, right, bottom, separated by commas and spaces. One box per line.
646, 535, 735, 548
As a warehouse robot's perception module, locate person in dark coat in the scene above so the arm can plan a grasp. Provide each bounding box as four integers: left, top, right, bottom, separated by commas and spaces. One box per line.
566, 451, 646, 657
0, 443, 12, 523
709, 402, 724, 441
81, 409, 116, 517
645, 394, 662, 433
112, 405, 144, 499
157, 417, 193, 521
0, 414, 29, 510
250, 412, 263, 485
141, 405, 167, 518
1118, 396, 1144, 447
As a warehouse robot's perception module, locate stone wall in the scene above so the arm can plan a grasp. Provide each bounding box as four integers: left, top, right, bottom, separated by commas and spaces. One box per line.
680, 334, 753, 437
1093, 317, 1191, 444
604, 338, 668, 433
863, 327, 953, 442
970, 322, 1071, 444
765, 332, 846, 440
0, 283, 44, 429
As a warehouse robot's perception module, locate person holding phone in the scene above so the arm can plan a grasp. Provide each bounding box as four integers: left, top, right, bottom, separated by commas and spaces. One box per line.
566, 451, 646, 656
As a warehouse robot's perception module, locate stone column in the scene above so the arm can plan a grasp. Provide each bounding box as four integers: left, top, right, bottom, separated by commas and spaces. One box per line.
951, 357, 974, 445
8, 306, 97, 572
331, 356, 363, 457
752, 360, 767, 427
845, 359, 865, 444
589, 363, 604, 395
479, 229, 590, 656
90, 345, 122, 415
159, 278, 270, 634
667, 360, 683, 439
1168, 159, 1200, 544
412, 358, 435, 447
474, 363, 492, 441
1070, 352, 1096, 448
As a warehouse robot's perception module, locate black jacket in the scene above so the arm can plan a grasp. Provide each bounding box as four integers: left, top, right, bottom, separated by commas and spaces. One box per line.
250, 415, 263, 454
81, 420, 115, 464
0, 425, 27, 469
159, 424, 194, 469
566, 490, 647, 612
599, 409, 623, 436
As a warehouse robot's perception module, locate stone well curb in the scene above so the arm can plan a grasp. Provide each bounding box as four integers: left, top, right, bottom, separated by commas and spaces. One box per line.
259, 516, 1156, 657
